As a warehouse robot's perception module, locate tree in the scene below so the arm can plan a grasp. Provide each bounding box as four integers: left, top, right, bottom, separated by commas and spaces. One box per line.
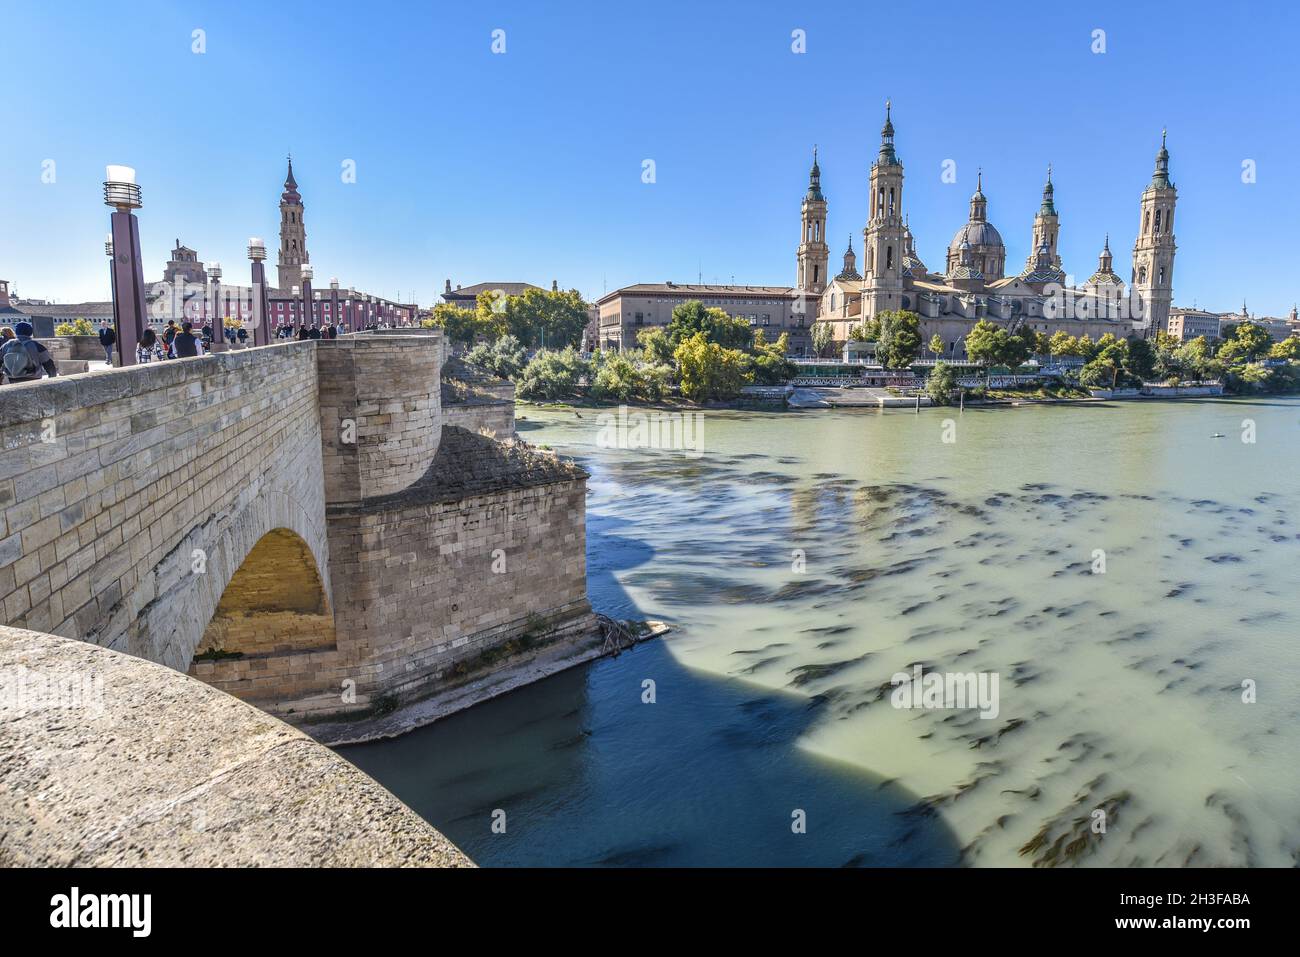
516, 347, 590, 400
665, 300, 752, 350
1269, 336, 1300, 360
426, 303, 482, 347
637, 326, 676, 365
465, 334, 528, 379
505, 288, 590, 349
1002, 327, 1034, 370
876, 310, 922, 369
927, 360, 957, 405
1124, 336, 1157, 382
851, 317, 882, 342
928, 333, 944, 359
748, 330, 797, 384
1048, 330, 1077, 359
1222, 320, 1271, 361
589, 351, 649, 402
964, 319, 1005, 368
811, 321, 835, 357
55, 317, 96, 336
674, 333, 752, 401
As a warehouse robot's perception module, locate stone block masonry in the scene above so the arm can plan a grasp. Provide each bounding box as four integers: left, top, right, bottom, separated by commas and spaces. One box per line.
0, 330, 595, 725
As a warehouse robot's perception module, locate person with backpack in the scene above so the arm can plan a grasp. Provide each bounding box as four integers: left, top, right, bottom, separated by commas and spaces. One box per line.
2, 321, 59, 384
98, 322, 117, 365
162, 320, 179, 359
173, 321, 203, 358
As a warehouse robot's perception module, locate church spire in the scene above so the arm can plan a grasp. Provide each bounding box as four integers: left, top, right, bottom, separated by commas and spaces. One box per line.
806, 145, 824, 201
1040, 163, 1056, 214
875, 99, 899, 167
969, 168, 987, 221
1151, 129, 1173, 189
282, 154, 302, 205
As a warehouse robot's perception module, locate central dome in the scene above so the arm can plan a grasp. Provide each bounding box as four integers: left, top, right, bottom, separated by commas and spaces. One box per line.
949, 220, 1003, 250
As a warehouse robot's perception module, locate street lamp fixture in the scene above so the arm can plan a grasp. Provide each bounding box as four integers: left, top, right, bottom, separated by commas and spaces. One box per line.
103, 165, 142, 210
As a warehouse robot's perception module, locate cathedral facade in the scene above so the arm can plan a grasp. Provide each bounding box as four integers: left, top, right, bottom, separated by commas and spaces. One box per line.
808, 104, 1177, 359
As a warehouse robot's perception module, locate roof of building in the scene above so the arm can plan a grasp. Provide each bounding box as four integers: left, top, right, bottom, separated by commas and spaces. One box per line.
7, 301, 114, 319
443, 282, 545, 300
597, 283, 799, 305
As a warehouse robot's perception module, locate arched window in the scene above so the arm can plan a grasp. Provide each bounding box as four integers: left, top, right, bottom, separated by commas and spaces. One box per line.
886, 246, 894, 270
1139, 265, 1147, 283
1143, 210, 1150, 234
1154, 209, 1162, 233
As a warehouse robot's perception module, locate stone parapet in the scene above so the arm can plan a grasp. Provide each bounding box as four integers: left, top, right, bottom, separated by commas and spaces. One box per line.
0, 625, 472, 866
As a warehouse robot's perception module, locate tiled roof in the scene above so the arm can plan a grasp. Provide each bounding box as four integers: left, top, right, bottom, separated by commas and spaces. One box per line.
443, 282, 545, 300
597, 283, 798, 305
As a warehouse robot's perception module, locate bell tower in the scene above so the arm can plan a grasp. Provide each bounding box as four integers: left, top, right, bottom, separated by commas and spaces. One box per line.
1131, 131, 1177, 338
797, 147, 829, 294
1028, 164, 1061, 269
277, 155, 309, 292
862, 101, 906, 319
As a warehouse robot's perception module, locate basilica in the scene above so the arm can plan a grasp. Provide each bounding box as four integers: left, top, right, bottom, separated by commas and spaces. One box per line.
804, 104, 1178, 358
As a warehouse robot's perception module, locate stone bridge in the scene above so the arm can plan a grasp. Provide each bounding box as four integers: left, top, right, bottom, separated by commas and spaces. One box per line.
0, 333, 594, 720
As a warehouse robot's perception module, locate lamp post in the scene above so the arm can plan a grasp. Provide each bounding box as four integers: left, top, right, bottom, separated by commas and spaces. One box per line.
330, 278, 340, 333
104, 165, 146, 366
207, 261, 225, 351
301, 264, 314, 330
248, 238, 271, 347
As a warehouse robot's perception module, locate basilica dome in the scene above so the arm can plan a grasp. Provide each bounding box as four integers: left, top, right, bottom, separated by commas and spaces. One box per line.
949, 220, 1004, 251
945, 171, 1005, 281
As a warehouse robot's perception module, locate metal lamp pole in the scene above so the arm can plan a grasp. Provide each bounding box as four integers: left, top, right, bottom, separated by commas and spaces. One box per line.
207, 262, 225, 352
248, 238, 272, 347
301, 264, 315, 329
104, 165, 146, 366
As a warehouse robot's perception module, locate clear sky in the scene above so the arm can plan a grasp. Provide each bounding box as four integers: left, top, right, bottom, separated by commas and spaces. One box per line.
1, 0, 1297, 314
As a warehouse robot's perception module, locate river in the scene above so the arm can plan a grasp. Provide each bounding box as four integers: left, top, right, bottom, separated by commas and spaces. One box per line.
342, 397, 1300, 867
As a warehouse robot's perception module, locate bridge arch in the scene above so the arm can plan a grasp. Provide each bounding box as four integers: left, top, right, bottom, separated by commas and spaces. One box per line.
195, 527, 336, 660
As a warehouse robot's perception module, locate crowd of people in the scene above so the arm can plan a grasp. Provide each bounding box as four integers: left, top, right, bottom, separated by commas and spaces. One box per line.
3, 318, 391, 385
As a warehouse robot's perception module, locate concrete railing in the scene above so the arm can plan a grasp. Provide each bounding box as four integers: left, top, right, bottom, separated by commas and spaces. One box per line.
0, 625, 472, 866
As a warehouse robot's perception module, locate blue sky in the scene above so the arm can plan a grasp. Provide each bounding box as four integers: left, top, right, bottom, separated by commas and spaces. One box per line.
2, 0, 1297, 314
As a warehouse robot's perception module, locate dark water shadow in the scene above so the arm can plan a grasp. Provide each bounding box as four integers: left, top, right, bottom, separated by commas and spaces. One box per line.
340, 639, 962, 867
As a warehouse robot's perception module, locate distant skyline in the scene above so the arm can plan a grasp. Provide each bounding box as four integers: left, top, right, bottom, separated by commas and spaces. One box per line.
1, 0, 1297, 315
